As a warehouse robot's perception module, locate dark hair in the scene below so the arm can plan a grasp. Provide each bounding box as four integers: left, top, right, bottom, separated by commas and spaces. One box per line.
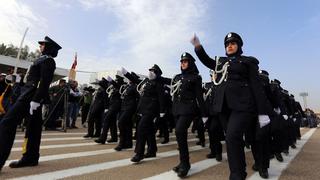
42, 43, 59, 58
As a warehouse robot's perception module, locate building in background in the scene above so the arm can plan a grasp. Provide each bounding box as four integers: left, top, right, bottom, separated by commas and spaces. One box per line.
0, 55, 68, 81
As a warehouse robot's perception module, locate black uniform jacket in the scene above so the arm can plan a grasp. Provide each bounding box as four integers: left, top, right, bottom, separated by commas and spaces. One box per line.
119, 83, 139, 112
134, 77, 165, 116
195, 46, 272, 115
90, 87, 107, 114
107, 80, 122, 112
172, 73, 207, 117
19, 55, 56, 103
204, 82, 218, 116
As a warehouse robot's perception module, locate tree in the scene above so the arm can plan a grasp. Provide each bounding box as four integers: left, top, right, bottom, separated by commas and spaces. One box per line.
0, 43, 40, 61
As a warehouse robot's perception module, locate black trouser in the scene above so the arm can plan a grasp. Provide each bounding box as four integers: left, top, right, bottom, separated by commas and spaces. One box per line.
251, 124, 271, 170
270, 115, 284, 155
81, 103, 90, 125
208, 115, 224, 155
219, 110, 255, 180
158, 114, 169, 141
87, 109, 103, 136
196, 117, 205, 143
118, 109, 135, 147
135, 114, 157, 156
0, 100, 43, 167
294, 118, 301, 138
100, 108, 119, 141
288, 118, 296, 145
175, 115, 194, 164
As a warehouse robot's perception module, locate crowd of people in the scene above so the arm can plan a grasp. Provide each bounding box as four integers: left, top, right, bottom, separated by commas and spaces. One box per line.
0, 33, 318, 180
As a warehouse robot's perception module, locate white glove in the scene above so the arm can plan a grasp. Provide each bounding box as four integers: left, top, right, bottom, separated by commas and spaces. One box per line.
106, 76, 113, 82
190, 33, 201, 47
274, 107, 281, 115
202, 117, 208, 124
283, 115, 288, 120
15, 74, 21, 83
29, 101, 41, 115
293, 118, 297, 122
160, 113, 165, 118
258, 115, 271, 128
121, 67, 128, 75
104, 109, 108, 113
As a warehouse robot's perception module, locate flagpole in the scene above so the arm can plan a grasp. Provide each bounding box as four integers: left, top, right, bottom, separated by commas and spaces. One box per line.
14, 27, 29, 74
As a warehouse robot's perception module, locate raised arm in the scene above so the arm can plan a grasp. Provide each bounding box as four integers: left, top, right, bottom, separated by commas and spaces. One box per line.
191, 34, 216, 70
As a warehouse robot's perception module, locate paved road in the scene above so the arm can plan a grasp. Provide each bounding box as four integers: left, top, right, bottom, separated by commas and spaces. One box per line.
0, 125, 318, 180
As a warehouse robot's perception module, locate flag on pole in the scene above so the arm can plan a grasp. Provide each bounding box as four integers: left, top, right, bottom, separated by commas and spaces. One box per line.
68, 52, 77, 81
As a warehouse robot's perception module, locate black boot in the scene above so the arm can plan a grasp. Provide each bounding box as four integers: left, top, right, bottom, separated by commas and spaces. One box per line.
215, 153, 222, 162
252, 164, 259, 171
206, 153, 216, 159
275, 152, 283, 162
9, 159, 38, 168
114, 145, 123, 151
83, 134, 93, 138
107, 139, 117, 143
177, 163, 190, 178
144, 152, 156, 158
291, 144, 296, 149
131, 154, 144, 163
94, 139, 106, 144
172, 163, 181, 173
259, 168, 269, 179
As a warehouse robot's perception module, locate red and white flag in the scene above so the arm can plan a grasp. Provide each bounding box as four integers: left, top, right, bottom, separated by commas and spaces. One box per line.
68, 52, 77, 81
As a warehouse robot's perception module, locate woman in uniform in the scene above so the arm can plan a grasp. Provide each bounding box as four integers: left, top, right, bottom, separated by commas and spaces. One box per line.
171, 52, 207, 178
191, 32, 273, 180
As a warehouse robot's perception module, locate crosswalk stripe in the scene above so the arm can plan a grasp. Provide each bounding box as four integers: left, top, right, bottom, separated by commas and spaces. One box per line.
143, 142, 251, 180
13, 134, 178, 143
6, 138, 198, 167
11, 136, 197, 152
247, 128, 316, 180
145, 128, 315, 180
12, 142, 98, 152
13, 137, 85, 143
15, 132, 86, 137
9, 144, 208, 180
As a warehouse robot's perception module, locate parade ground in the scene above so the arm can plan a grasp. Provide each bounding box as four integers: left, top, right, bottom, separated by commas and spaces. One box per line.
0, 124, 318, 180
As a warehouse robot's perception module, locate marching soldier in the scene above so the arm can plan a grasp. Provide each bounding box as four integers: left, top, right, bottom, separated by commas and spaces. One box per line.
191, 32, 273, 180
171, 52, 207, 178
95, 75, 123, 144
114, 69, 140, 151
131, 64, 165, 163
251, 70, 275, 178
0, 36, 61, 170
84, 78, 108, 138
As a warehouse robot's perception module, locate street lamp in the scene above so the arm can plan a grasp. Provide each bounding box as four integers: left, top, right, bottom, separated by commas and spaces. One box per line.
299, 92, 308, 110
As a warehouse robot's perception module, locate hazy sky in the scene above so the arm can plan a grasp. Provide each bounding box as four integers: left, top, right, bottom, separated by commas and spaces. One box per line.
0, 0, 319, 111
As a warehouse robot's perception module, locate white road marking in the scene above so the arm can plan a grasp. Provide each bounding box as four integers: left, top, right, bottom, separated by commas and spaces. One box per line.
10, 144, 208, 180
247, 128, 316, 180
13, 137, 86, 143
13, 134, 177, 143
15, 132, 86, 137
11, 142, 98, 152
143, 143, 252, 180
5, 138, 198, 167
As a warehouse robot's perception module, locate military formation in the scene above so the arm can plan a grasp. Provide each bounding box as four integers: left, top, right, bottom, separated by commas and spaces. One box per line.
0, 32, 315, 180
